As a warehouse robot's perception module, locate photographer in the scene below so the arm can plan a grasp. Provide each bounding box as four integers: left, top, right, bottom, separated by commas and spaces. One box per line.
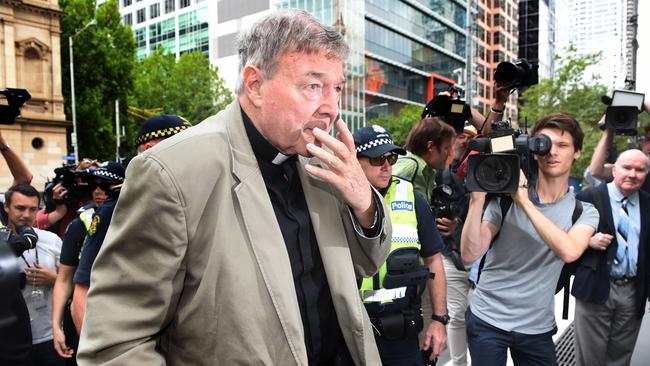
461, 113, 599, 365
51, 171, 105, 363
6, 184, 64, 365
35, 160, 99, 239
432, 124, 476, 366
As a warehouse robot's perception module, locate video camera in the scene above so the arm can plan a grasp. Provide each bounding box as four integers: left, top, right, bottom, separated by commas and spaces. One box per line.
43, 165, 94, 209
0, 88, 31, 125
494, 59, 539, 89
0, 226, 38, 292
422, 86, 471, 134
602, 89, 645, 135
465, 121, 551, 193
431, 184, 462, 220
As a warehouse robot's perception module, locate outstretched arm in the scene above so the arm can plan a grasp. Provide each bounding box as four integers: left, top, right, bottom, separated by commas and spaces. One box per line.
0, 130, 33, 185
588, 119, 614, 181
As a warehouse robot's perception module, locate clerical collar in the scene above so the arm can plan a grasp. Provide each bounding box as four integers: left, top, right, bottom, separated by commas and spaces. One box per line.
241, 108, 294, 165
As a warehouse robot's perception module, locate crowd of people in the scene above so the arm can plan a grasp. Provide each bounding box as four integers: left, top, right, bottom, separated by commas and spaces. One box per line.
1, 8, 650, 366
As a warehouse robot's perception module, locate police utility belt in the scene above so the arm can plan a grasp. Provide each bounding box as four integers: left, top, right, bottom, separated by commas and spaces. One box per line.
361, 247, 433, 339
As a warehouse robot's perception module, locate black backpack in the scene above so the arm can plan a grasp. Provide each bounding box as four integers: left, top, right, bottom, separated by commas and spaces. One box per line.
476, 196, 583, 319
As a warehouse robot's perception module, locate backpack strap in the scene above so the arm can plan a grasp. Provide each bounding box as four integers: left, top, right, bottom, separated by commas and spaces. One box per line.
558, 199, 583, 319
476, 196, 512, 284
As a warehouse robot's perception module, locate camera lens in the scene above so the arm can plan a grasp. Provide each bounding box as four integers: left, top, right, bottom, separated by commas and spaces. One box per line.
473, 155, 515, 192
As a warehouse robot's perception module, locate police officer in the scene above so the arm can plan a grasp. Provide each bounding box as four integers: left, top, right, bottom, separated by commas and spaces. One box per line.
135, 114, 191, 154
51, 167, 105, 363
354, 125, 447, 365
69, 162, 125, 335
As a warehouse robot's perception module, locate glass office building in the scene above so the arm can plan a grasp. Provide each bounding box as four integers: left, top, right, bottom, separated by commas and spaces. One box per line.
120, 0, 210, 60
120, 0, 469, 126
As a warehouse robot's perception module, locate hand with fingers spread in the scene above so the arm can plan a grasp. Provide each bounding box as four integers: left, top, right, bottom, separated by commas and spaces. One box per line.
304, 119, 376, 228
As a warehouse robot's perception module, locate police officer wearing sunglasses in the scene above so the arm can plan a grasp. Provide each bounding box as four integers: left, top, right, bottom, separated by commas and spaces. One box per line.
354, 125, 447, 365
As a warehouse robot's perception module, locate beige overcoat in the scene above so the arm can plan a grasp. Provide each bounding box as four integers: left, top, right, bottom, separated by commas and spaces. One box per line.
77, 101, 391, 365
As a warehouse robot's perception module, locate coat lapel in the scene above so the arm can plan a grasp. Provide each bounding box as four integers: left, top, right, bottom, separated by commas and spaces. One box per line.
296, 157, 367, 357
225, 102, 308, 364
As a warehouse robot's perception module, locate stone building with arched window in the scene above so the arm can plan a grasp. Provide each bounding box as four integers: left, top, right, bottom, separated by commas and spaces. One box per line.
0, 0, 67, 191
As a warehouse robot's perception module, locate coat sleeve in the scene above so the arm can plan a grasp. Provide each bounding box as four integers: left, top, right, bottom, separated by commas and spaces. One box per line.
77, 155, 189, 365
342, 187, 392, 278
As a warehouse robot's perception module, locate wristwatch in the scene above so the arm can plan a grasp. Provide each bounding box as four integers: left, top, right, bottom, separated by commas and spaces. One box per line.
431, 313, 450, 325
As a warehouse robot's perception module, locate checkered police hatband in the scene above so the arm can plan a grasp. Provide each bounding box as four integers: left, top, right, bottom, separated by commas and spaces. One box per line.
356, 138, 395, 154
135, 125, 189, 146
92, 169, 124, 182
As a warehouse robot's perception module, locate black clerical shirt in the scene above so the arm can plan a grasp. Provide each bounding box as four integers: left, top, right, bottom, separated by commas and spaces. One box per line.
242, 110, 354, 365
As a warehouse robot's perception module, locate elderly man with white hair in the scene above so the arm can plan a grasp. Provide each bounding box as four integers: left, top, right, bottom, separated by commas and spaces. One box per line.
573, 149, 650, 366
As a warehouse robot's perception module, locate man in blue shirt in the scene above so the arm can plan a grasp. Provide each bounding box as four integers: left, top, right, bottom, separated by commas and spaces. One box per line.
573, 148, 650, 366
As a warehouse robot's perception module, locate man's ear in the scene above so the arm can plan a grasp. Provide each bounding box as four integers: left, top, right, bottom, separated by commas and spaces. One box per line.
242, 65, 264, 108
574, 149, 581, 161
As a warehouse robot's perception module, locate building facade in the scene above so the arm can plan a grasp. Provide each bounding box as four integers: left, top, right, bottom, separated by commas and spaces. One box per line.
0, 0, 68, 190
118, 0, 211, 60
569, 0, 627, 90
119, 0, 469, 128
474, 0, 519, 121
518, 0, 556, 79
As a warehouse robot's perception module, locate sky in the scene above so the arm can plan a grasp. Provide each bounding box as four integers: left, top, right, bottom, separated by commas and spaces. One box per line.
637, 1, 649, 93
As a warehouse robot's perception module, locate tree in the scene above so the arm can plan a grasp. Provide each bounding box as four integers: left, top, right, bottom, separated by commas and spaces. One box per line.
519, 49, 609, 178
366, 104, 422, 146
60, 0, 136, 161
130, 48, 233, 127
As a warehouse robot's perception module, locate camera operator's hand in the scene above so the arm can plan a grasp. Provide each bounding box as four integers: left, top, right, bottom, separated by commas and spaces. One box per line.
436, 217, 458, 236
511, 170, 531, 205
52, 183, 68, 201
25, 263, 57, 286
493, 82, 512, 108
588, 232, 614, 251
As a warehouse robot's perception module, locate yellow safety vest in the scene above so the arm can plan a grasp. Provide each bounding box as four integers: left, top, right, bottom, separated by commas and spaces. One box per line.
360, 178, 421, 304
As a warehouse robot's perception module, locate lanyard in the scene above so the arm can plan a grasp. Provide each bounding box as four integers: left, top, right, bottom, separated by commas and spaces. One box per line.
20, 245, 39, 268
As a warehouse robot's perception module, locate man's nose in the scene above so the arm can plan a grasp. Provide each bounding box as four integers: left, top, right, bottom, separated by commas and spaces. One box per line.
316, 86, 340, 119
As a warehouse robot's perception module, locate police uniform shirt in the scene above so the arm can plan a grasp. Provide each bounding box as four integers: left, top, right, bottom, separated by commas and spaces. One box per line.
74, 191, 119, 286
60, 203, 97, 267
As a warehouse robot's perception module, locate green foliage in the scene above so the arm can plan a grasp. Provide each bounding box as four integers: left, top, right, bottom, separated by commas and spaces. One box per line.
130, 48, 233, 127
60, 0, 136, 161
366, 105, 422, 146
519, 49, 608, 178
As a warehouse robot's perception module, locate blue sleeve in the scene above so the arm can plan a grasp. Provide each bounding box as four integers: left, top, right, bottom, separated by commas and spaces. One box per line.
415, 190, 443, 258
74, 210, 111, 286
60, 218, 86, 266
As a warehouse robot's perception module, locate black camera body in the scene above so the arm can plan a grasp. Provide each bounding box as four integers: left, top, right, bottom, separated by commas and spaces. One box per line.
431, 184, 462, 220
603, 90, 645, 135
494, 59, 539, 89
422, 90, 471, 134
465, 121, 551, 193
43, 165, 93, 209
0, 88, 31, 125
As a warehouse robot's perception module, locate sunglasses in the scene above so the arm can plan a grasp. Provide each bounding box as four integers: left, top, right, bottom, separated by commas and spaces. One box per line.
368, 154, 399, 166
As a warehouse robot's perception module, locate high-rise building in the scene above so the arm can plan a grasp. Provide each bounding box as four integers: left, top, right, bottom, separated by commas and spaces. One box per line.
518, 0, 557, 79
119, 0, 211, 60
119, 0, 469, 128
474, 0, 519, 121
624, 0, 638, 89
0, 0, 68, 189
569, 0, 627, 90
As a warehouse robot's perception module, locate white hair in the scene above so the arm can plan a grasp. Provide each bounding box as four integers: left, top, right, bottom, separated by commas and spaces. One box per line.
234, 9, 349, 94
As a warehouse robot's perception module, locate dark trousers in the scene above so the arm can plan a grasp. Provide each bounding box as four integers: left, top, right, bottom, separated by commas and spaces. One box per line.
465, 308, 557, 366
375, 334, 425, 366
63, 300, 78, 366
30, 340, 65, 366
